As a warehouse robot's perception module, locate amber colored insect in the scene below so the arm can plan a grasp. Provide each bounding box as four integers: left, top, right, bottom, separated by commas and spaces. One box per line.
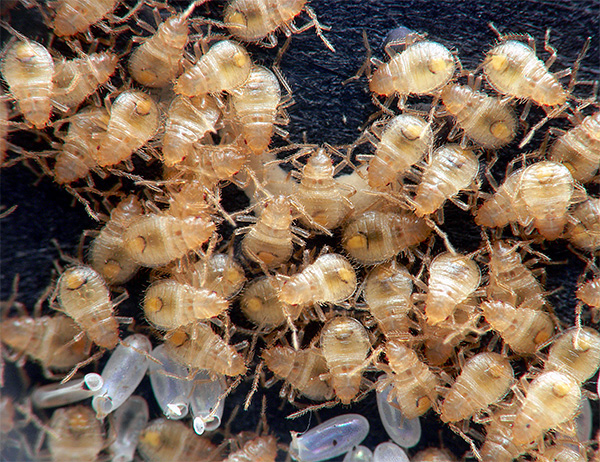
178, 141, 249, 187
566, 196, 600, 252
480, 300, 554, 355
440, 352, 513, 422
441, 83, 518, 148
241, 195, 303, 268
186, 253, 246, 300
0, 95, 7, 163
511, 371, 581, 446
480, 408, 522, 462
425, 251, 480, 325
162, 95, 220, 167
545, 326, 600, 384
230, 65, 281, 154
164, 180, 212, 219
0, 397, 15, 434
129, 2, 202, 88
342, 210, 431, 265
487, 240, 546, 310
379, 339, 439, 419
475, 168, 529, 229
225, 435, 278, 462
549, 111, 600, 183
164, 322, 247, 376
52, 52, 118, 109
174, 40, 252, 96
123, 213, 215, 267
320, 316, 370, 404
411, 144, 479, 217
537, 445, 588, 462
144, 280, 229, 329
240, 276, 303, 328
56, 265, 119, 349
48, 405, 104, 462
367, 113, 433, 189
89, 195, 143, 285
370, 39, 456, 97
279, 253, 357, 306
94, 90, 160, 167
138, 418, 218, 462
1, 40, 54, 129
411, 448, 458, 462
482, 38, 566, 107
263, 345, 333, 401
0, 314, 90, 369
52, 0, 119, 36
577, 277, 600, 309
517, 161, 574, 240
363, 260, 413, 339
294, 148, 353, 230
53, 106, 109, 184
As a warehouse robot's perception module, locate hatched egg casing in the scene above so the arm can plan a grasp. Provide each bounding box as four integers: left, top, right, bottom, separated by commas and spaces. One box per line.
144, 280, 229, 329
440, 352, 513, 422
483, 40, 566, 106
441, 83, 517, 148
123, 214, 215, 267
279, 253, 357, 306
164, 323, 247, 376
369, 40, 456, 96
320, 316, 370, 404
94, 90, 160, 167
425, 252, 480, 325
56, 265, 119, 349
368, 114, 433, 189
412, 144, 479, 216
1, 40, 53, 129
174, 40, 251, 96
230, 65, 281, 154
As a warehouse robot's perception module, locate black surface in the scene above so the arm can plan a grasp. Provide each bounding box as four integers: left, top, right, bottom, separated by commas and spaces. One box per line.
1, 1, 599, 461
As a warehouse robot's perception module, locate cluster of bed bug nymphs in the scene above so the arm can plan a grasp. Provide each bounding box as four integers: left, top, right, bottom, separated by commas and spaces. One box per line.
1, 0, 599, 461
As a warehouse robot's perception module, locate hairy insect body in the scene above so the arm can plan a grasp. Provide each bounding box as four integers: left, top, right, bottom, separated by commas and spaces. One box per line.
240, 277, 302, 327
342, 210, 431, 265
164, 323, 246, 376
138, 418, 218, 462
517, 161, 574, 240
48, 405, 104, 462
368, 114, 433, 189
549, 111, 600, 182
483, 40, 565, 106
576, 277, 600, 309
370, 40, 456, 96
174, 40, 251, 96
511, 371, 581, 446
52, 0, 119, 36
566, 197, 600, 252
56, 265, 119, 349
545, 327, 600, 384
144, 280, 229, 329
187, 253, 246, 299
94, 90, 160, 167
52, 52, 117, 109
225, 435, 278, 462
382, 339, 439, 419
412, 144, 479, 216
425, 252, 480, 325
123, 213, 215, 267
1, 40, 54, 129
321, 316, 370, 404
279, 253, 357, 305
54, 106, 109, 184
224, 0, 307, 42
475, 168, 528, 228
480, 300, 553, 355
295, 148, 353, 230
440, 352, 513, 422
0, 315, 90, 369
363, 260, 413, 339
263, 346, 332, 400
89, 195, 143, 285
230, 65, 281, 154
441, 83, 517, 148
162, 95, 220, 166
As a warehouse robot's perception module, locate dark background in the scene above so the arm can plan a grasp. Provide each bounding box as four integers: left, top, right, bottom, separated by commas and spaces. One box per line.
1, 0, 599, 460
